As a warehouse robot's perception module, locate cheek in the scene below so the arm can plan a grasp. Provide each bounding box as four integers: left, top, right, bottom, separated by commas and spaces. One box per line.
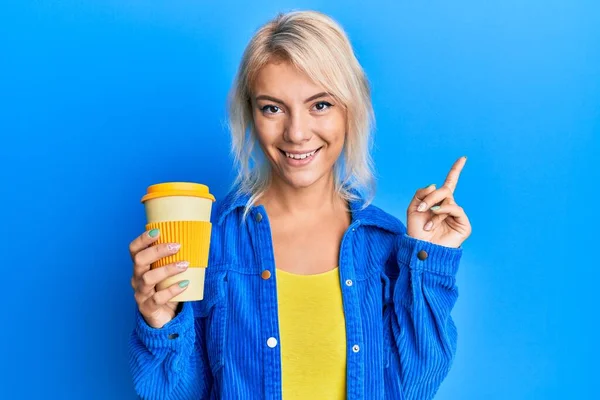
253, 114, 283, 145
318, 113, 346, 145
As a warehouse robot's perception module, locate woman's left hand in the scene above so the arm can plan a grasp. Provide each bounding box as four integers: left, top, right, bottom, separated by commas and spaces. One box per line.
406, 156, 472, 248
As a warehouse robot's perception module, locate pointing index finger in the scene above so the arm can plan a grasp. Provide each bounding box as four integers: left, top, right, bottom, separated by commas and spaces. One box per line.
443, 156, 467, 193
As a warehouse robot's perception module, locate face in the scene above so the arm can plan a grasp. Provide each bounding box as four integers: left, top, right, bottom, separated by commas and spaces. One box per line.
250, 60, 347, 189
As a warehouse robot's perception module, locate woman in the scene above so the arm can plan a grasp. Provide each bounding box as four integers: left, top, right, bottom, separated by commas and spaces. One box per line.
129, 10, 471, 400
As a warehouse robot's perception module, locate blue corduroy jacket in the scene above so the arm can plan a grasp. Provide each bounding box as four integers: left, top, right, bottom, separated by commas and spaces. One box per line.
129, 188, 463, 399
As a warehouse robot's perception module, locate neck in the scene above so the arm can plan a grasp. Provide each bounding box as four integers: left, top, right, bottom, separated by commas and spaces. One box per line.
259, 172, 346, 218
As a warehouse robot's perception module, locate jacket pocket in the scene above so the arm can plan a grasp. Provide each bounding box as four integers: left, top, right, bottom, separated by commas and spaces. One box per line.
192, 269, 229, 372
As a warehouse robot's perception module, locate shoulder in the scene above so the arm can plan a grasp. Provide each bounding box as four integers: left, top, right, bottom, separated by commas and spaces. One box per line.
210, 186, 251, 226
351, 203, 406, 278
355, 202, 407, 237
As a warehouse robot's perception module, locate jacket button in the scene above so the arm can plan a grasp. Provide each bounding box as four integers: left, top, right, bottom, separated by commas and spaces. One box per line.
255, 212, 263, 222
417, 250, 428, 260
267, 337, 278, 348
261, 270, 271, 280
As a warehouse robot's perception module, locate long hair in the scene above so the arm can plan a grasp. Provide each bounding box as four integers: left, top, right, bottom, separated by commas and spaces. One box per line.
227, 10, 376, 220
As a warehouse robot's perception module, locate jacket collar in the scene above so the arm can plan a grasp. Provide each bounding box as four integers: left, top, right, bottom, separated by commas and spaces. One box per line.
216, 185, 404, 235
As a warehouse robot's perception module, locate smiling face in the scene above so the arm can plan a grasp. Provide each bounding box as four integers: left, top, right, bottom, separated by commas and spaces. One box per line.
250, 60, 347, 190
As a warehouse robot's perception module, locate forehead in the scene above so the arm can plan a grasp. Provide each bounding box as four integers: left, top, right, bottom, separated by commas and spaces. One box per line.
251, 60, 325, 98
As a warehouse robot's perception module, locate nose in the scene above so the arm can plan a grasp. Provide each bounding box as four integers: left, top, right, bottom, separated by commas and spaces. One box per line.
283, 110, 311, 144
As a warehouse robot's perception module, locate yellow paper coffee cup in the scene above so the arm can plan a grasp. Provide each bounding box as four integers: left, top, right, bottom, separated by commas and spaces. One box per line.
141, 182, 215, 302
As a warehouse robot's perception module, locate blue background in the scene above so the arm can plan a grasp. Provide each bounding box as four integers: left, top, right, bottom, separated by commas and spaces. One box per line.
1, 1, 598, 399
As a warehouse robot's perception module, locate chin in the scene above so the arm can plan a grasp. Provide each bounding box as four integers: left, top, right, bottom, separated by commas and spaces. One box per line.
277, 169, 328, 189
283, 174, 320, 189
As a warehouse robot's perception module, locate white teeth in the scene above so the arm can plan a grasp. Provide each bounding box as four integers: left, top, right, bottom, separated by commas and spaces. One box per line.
285, 149, 317, 159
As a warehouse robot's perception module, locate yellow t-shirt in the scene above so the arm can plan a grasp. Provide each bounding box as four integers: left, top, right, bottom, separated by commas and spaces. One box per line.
275, 266, 347, 399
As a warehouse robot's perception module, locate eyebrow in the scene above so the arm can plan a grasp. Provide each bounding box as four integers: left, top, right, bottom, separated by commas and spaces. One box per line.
254, 91, 331, 104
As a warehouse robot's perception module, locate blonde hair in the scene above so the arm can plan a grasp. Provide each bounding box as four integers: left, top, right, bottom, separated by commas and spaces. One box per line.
227, 10, 376, 220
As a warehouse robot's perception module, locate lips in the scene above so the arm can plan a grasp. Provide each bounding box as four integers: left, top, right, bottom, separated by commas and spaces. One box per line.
278, 146, 322, 166
279, 146, 323, 159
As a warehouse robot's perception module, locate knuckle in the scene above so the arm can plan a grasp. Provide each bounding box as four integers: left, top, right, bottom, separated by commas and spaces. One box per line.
133, 252, 143, 267
132, 264, 142, 279
151, 292, 163, 306
134, 291, 144, 305
141, 271, 153, 287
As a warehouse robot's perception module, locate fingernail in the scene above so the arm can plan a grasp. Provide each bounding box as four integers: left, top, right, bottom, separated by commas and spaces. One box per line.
423, 183, 436, 189
417, 202, 427, 212
179, 280, 190, 288
430, 206, 441, 211
167, 243, 181, 252
148, 229, 159, 238
424, 221, 433, 231
176, 261, 189, 269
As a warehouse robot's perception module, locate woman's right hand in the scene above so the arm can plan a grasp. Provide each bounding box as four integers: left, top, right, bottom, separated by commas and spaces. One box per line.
129, 229, 190, 329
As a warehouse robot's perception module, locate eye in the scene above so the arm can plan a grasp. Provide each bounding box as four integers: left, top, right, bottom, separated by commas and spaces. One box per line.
260, 105, 281, 114
313, 101, 333, 112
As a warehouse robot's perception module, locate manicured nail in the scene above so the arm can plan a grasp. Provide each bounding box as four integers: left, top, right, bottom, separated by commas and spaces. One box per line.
167, 243, 181, 252
176, 261, 189, 269
417, 202, 427, 212
424, 221, 433, 231
423, 183, 436, 190
179, 280, 190, 288
148, 229, 159, 238
430, 206, 441, 211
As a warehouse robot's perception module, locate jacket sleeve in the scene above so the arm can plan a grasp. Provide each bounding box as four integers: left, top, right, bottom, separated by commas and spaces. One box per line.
128, 301, 212, 400
391, 232, 462, 399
